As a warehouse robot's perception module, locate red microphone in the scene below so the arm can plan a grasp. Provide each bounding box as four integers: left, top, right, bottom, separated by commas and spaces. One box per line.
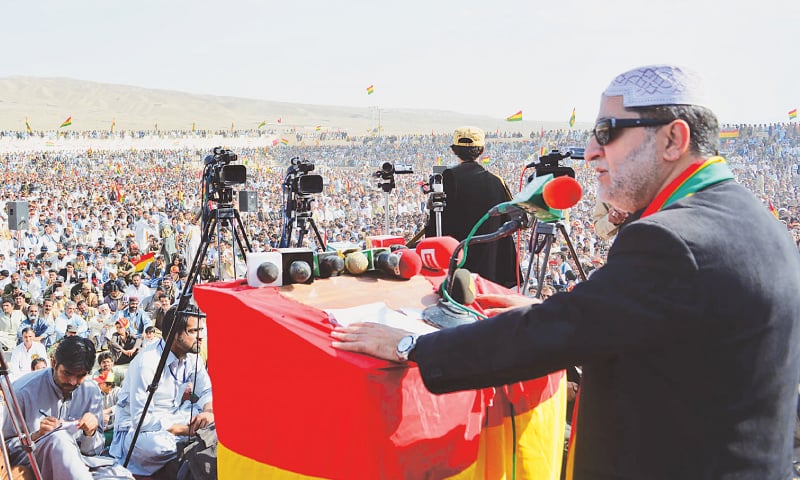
542, 175, 583, 209
394, 248, 422, 279
415, 236, 460, 272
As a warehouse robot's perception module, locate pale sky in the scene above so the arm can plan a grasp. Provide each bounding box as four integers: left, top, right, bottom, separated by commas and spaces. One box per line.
2, 0, 798, 124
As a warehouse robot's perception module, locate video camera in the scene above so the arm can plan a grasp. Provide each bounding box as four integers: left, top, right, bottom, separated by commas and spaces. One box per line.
374, 162, 413, 193
286, 157, 324, 196
373, 161, 413, 180
421, 165, 446, 195
530, 149, 576, 180
203, 147, 247, 205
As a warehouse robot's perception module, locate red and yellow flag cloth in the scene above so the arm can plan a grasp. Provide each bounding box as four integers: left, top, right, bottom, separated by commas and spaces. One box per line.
641, 156, 734, 219
60, 116, 72, 128
195, 275, 566, 480
133, 252, 155, 272
768, 199, 779, 219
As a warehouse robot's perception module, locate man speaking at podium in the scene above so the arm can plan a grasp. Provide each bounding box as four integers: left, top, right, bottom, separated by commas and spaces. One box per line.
423, 126, 518, 287
333, 65, 800, 479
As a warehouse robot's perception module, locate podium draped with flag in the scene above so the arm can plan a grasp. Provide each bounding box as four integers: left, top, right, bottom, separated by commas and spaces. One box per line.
194, 273, 566, 479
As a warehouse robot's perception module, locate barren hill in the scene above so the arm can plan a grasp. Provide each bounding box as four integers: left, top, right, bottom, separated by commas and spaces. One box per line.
0, 77, 571, 135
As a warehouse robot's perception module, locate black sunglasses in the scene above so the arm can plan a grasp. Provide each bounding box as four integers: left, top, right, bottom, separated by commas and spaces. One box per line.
592, 117, 674, 146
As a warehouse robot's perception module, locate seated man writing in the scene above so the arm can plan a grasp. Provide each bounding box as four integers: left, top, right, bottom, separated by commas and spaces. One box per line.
1, 336, 133, 479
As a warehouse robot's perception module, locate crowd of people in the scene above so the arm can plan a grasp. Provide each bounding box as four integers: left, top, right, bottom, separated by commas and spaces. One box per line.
0, 121, 797, 302
0, 108, 798, 477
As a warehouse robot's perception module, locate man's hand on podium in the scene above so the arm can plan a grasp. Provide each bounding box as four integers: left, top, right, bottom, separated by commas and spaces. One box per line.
331, 322, 412, 362
331, 295, 540, 361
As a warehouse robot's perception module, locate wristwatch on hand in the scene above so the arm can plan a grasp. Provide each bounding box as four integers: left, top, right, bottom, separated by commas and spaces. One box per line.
396, 334, 419, 362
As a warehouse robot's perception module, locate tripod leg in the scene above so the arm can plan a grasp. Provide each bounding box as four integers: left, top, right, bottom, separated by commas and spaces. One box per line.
0, 421, 16, 480
536, 234, 554, 299
556, 223, 588, 282
280, 213, 295, 248
308, 218, 326, 251
295, 219, 307, 249
231, 210, 253, 255
522, 233, 537, 294
0, 376, 43, 480
183, 216, 218, 295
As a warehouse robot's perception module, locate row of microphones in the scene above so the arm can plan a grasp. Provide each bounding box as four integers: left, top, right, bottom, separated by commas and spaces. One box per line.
246, 249, 316, 287
246, 245, 424, 287
488, 174, 582, 223
340, 246, 422, 279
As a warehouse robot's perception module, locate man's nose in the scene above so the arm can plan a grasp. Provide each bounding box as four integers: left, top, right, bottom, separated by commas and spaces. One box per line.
584, 135, 603, 162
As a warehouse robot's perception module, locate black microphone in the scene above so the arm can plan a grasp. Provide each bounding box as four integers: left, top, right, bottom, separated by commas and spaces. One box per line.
278, 248, 314, 285
314, 252, 345, 278
373, 250, 400, 276
423, 268, 479, 329
446, 268, 476, 305
287, 260, 312, 284
246, 252, 283, 287
256, 262, 280, 284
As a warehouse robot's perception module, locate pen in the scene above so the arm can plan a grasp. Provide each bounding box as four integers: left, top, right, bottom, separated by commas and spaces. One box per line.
38, 409, 50, 418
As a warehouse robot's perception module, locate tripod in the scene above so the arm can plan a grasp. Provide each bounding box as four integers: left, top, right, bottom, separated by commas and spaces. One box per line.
281, 196, 325, 250
429, 191, 446, 237
124, 178, 252, 469
374, 162, 413, 236
523, 219, 587, 298
0, 354, 43, 480
377, 176, 396, 235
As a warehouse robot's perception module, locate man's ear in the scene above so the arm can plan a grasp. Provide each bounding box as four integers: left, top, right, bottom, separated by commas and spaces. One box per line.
663, 119, 691, 162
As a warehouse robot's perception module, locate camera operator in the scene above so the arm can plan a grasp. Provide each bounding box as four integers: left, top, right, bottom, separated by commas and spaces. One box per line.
423, 126, 518, 287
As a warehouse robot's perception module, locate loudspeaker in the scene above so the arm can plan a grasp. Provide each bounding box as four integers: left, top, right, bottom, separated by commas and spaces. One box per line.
7, 201, 29, 231
238, 191, 258, 213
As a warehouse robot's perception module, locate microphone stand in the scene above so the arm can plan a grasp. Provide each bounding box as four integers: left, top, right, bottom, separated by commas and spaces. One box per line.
423, 218, 525, 330
445, 218, 525, 297
0, 354, 43, 480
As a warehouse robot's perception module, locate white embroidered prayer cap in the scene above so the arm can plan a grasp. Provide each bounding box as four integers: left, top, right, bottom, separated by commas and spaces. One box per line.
603, 65, 711, 108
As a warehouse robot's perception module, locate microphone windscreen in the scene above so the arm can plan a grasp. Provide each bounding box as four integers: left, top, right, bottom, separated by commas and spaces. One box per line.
374, 251, 400, 272
395, 249, 422, 279
256, 262, 280, 284
246, 251, 283, 287
344, 251, 369, 275
448, 268, 476, 305
288, 260, 312, 284
542, 175, 583, 210
415, 236, 460, 272
317, 253, 345, 278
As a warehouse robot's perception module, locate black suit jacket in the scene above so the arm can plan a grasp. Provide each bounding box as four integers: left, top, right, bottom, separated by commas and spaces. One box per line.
415, 180, 800, 479
424, 161, 518, 287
